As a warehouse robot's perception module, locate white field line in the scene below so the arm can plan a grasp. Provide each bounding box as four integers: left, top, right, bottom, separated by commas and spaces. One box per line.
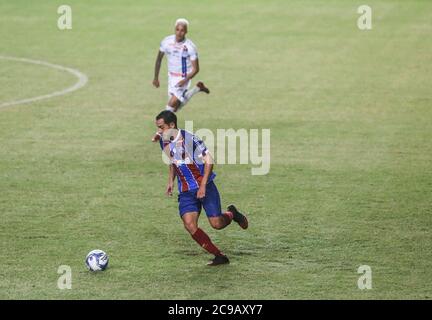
0, 55, 88, 109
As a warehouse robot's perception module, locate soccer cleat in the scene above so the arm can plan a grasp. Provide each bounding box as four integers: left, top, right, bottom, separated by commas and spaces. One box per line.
207, 255, 230, 266
227, 205, 248, 230
196, 81, 210, 94
152, 132, 162, 142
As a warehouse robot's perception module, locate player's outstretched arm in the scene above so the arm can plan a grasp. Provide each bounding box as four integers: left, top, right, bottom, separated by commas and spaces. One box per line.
153, 50, 164, 88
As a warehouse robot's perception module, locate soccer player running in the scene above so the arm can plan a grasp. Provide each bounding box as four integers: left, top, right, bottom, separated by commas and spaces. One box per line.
152, 18, 210, 142
155, 110, 248, 266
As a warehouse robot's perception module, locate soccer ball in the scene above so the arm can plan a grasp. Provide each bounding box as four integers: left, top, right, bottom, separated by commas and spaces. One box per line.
85, 249, 109, 271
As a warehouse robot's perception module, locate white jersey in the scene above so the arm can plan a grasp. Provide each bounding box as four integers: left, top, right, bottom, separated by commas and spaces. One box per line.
159, 35, 198, 77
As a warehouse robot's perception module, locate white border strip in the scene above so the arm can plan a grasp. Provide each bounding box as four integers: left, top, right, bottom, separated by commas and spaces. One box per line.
0, 55, 88, 109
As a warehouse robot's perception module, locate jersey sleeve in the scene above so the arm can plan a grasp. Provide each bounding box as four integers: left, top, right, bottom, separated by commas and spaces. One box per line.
159, 38, 168, 53
188, 42, 198, 61
192, 134, 208, 159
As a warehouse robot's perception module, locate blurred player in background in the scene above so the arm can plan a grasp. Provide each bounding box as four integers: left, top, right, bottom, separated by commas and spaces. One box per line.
152, 18, 210, 142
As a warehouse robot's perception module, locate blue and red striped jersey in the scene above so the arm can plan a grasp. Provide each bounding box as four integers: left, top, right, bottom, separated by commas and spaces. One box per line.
160, 129, 216, 193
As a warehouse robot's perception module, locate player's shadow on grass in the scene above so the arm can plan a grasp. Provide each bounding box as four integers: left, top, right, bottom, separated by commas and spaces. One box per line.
175, 249, 255, 257
175, 249, 201, 256
229, 250, 254, 256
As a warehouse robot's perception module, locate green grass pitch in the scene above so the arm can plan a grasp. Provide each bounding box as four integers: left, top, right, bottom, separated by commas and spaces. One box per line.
0, 0, 431, 299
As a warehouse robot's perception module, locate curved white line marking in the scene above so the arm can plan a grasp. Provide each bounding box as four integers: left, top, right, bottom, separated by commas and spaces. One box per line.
0, 55, 88, 109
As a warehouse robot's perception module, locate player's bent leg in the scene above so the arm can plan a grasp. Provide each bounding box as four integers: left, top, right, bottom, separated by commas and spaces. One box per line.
190, 226, 228, 264
181, 211, 199, 235
177, 82, 210, 111
167, 95, 181, 112
207, 210, 235, 230
182, 213, 229, 265
208, 216, 229, 230
202, 181, 233, 230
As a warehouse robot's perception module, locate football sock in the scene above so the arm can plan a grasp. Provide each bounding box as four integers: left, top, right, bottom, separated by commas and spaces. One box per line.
191, 228, 223, 256
184, 85, 200, 101
165, 105, 175, 112
177, 86, 201, 110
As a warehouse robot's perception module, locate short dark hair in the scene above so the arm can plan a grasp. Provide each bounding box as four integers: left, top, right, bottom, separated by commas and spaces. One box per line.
156, 110, 177, 128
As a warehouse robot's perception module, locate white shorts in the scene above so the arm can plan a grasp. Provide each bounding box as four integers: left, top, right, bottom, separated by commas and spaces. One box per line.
168, 75, 191, 103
